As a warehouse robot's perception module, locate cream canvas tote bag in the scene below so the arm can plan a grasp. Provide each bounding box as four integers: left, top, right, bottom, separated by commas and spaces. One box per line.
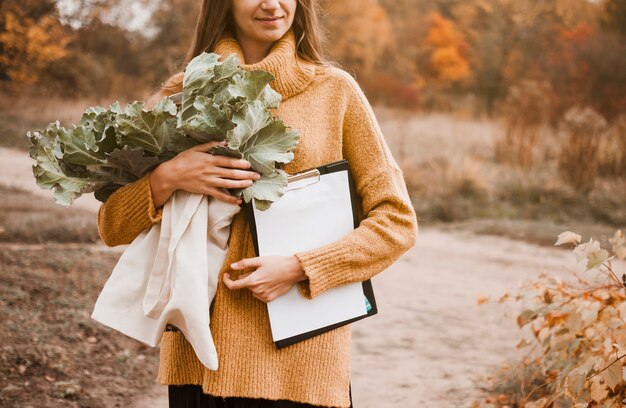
91, 189, 240, 370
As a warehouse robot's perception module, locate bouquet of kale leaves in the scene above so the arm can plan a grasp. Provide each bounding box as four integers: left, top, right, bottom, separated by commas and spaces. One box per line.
27, 52, 300, 210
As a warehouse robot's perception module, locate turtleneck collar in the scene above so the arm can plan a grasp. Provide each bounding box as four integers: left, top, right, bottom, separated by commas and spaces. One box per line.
213, 28, 316, 100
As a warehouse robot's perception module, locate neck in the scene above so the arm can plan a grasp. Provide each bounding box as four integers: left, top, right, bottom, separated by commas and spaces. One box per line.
234, 29, 274, 64
213, 28, 319, 100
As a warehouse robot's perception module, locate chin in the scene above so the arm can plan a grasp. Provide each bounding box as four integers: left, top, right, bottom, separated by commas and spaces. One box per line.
253, 28, 287, 42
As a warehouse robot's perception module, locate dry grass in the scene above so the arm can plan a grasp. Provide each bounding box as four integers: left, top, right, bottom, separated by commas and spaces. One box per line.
0, 244, 160, 407
0, 185, 99, 244
0, 185, 159, 407
376, 107, 499, 166
436, 218, 621, 249
374, 106, 626, 235
402, 155, 493, 222
0, 93, 122, 151
3, 97, 625, 246
597, 115, 626, 178
557, 107, 607, 194
472, 359, 572, 408
494, 80, 554, 168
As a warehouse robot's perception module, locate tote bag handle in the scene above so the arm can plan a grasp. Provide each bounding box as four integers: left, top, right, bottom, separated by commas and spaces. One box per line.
142, 192, 204, 319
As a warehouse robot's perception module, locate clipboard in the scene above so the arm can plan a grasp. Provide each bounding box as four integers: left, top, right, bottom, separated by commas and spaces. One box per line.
245, 160, 378, 349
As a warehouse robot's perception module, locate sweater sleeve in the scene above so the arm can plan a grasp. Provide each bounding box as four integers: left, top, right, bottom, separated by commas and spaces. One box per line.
97, 85, 180, 247
97, 171, 164, 247
294, 71, 419, 299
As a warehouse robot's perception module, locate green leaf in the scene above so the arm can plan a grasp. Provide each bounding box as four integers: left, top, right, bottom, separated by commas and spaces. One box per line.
57, 125, 107, 166
179, 95, 232, 142
227, 100, 272, 149
212, 54, 240, 81
105, 146, 160, 179
231, 69, 275, 101
116, 101, 176, 155
183, 52, 220, 89
164, 128, 198, 154
27, 51, 298, 208
94, 184, 124, 203
241, 169, 288, 210
78, 107, 118, 154
28, 128, 104, 206
179, 53, 223, 127
240, 120, 299, 176
254, 199, 273, 211
210, 145, 243, 159
152, 96, 178, 117
261, 86, 281, 110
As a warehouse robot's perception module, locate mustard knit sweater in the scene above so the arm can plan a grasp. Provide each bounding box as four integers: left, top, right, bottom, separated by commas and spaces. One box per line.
97, 28, 418, 408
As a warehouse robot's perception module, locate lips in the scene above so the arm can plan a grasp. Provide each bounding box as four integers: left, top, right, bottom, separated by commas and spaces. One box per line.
257, 16, 283, 21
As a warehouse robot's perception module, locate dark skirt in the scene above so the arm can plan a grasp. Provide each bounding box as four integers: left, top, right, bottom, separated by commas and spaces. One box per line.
168, 384, 353, 408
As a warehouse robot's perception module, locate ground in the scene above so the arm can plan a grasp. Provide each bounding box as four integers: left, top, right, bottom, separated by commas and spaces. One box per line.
1, 145, 624, 407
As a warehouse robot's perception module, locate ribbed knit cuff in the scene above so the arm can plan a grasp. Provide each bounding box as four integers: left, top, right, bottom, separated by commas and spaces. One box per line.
143, 171, 164, 224
96, 171, 164, 246
294, 241, 352, 299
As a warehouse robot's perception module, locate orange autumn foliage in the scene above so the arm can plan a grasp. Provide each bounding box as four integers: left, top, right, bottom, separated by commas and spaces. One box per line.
322, 0, 392, 78
424, 12, 470, 85
0, 9, 70, 86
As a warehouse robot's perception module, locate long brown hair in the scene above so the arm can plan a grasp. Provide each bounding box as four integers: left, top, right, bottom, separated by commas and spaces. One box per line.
159, 0, 333, 96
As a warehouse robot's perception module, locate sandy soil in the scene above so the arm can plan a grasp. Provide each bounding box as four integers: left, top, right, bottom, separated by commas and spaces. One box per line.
129, 229, 622, 408
2, 146, 624, 407
0, 146, 102, 213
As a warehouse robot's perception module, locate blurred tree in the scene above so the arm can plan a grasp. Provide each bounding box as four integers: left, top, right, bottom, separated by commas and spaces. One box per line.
320, 0, 392, 80
357, 0, 427, 109
2, 0, 622, 119
602, 0, 626, 36
459, 0, 561, 115
537, 23, 626, 123
42, 17, 146, 98
1, 0, 57, 20
140, 0, 200, 92
57, 0, 128, 28
0, 0, 69, 86
376, 0, 430, 79
424, 11, 470, 85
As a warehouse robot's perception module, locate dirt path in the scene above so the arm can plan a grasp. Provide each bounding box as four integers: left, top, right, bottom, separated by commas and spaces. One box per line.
0, 146, 101, 213
127, 229, 623, 408
2, 146, 623, 407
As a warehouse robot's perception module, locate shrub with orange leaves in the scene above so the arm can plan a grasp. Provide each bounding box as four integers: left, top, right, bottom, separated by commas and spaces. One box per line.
538, 22, 626, 124
476, 229, 626, 407
0, 8, 70, 87
362, 72, 421, 110
424, 12, 470, 86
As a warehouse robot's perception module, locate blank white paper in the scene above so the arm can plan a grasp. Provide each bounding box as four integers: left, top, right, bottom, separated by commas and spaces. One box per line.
252, 170, 368, 342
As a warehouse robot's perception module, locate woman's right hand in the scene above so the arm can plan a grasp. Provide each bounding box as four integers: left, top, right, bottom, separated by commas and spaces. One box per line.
149, 140, 261, 208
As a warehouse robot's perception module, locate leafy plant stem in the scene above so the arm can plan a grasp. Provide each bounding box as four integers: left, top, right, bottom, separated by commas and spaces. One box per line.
585, 353, 626, 382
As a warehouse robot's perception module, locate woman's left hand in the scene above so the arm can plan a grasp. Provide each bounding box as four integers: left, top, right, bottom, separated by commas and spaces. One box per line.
223, 256, 307, 303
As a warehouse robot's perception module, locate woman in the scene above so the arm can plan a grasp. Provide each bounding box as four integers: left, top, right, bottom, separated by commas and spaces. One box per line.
97, 0, 418, 407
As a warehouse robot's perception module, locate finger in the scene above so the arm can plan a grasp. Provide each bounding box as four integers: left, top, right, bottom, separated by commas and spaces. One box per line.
209, 177, 255, 190
209, 155, 252, 170
223, 272, 252, 290
191, 140, 227, 152
252, 291, 277, 303
204, 187, 242, 205
231, 257, 263, 270
252, 292, 269, 303
212, 167, 261, 181
236, 272, 252, 280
